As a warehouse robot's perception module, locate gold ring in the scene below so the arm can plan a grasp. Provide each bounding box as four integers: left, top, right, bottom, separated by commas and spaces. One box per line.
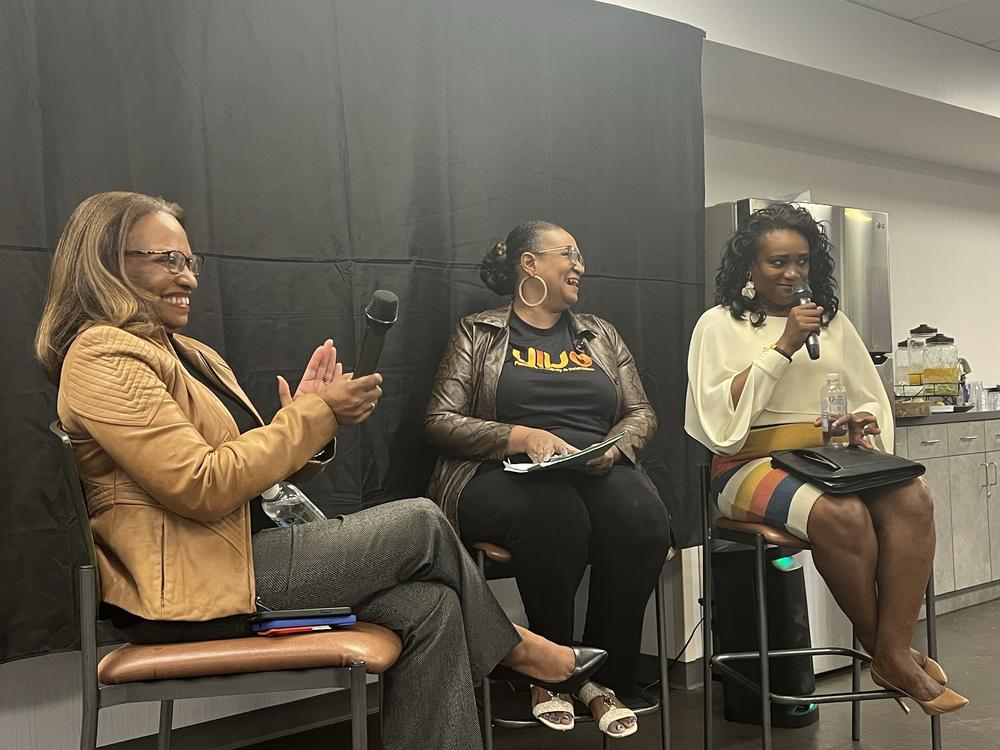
322, 378, 332, 385
370, 401, 377, 410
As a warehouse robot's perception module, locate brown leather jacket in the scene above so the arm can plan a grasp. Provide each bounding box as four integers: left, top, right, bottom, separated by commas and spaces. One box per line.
425, 305, 657, 531
58, 325, 336, 621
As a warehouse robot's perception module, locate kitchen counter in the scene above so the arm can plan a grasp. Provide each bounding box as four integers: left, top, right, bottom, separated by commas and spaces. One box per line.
897, 410, 1000, 427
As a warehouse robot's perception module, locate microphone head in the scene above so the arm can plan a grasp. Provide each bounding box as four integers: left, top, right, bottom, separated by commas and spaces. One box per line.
792, 280, 812, 302
365, 290, 399, 328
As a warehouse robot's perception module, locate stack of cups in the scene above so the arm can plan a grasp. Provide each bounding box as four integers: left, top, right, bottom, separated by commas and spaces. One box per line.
968, 381, 984, 411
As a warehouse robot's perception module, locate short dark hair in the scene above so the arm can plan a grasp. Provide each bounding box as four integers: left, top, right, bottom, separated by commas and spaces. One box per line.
480, 220, 562, 295
715, 202, 839, 327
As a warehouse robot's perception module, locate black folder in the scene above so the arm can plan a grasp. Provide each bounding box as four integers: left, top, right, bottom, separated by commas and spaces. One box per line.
769, 445, 925, 495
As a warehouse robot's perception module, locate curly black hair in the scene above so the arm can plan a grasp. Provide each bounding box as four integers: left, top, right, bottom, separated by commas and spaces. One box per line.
480, 220, 562, 295
715, 203, 839, 327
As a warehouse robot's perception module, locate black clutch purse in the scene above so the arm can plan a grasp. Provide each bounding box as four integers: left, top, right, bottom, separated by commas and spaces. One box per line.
769, 445, 925, 495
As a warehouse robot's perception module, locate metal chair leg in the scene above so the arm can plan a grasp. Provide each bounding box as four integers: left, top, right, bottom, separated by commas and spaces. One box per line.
79, 567, 99, 750
754, 535, 772, 750
655, 563, 671, 750
350, 661, 368, 750
156, 700, 173, 750
700, 466, 713, 750
477, 550, 494, 750
925, 575, 942, 750
851, 634, 861, 742
80, 698, 98, 750
378, 675, 385, 745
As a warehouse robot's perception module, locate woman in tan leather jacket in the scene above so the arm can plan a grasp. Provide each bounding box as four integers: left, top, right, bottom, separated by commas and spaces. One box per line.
35, 192, 607, 750
425, 220, 672, 738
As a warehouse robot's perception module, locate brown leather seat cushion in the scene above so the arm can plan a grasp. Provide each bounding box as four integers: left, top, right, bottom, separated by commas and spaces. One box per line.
715, 517, 811, 551
471, 541, 512, 564
98, 622, 402, 684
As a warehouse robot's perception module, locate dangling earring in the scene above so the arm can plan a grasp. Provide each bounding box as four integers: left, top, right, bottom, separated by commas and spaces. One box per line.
741, 272, 756, 300
518, 275, 548, 307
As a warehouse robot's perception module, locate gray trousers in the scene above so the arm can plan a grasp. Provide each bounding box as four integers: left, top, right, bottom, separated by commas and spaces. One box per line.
252, 498, 519, 750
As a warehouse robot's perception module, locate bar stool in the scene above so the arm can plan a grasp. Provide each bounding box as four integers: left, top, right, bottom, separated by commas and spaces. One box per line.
699, 465, 943, 750
471, 541, 671, 750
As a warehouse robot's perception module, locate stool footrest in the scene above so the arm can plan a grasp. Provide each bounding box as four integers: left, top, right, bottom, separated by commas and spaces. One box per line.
713, 646, 870, 664
712, 661, 900, 706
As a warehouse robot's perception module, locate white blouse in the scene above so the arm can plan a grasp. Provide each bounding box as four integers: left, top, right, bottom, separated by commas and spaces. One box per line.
685, 305, 893, 456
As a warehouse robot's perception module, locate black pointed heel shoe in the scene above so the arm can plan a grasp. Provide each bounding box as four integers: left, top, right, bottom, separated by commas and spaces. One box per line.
490, 646, 607, 694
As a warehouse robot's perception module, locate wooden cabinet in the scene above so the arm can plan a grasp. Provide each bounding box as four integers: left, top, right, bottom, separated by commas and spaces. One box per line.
921, 456, 954, 594
947, 420, 986, 456
987, 450, 1000, 580
907, 424, 948, 460
897, 418, 1000, 595
948, 451, 992, 589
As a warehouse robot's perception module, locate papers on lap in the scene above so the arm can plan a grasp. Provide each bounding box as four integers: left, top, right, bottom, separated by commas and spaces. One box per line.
502, 432, 626, 473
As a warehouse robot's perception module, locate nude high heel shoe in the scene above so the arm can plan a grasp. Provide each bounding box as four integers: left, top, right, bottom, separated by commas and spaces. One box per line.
870, 667, 969, 716
922, 656, 948, 685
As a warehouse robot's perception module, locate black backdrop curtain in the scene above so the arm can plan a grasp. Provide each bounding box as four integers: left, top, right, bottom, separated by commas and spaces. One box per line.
0, 0, 705, 663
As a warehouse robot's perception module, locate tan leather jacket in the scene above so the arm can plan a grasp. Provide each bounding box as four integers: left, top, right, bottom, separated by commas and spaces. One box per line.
58, 325, 336, 621
425, 305, 656, 531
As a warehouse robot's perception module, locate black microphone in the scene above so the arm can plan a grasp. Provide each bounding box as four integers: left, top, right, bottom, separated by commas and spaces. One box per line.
353, 290, 399, 378
792, 280, 820, 360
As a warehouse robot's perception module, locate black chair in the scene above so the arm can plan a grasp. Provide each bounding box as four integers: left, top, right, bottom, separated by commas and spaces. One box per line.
471, 541, 672, 750
699, 465, 943, 750
51, 421, 402, 750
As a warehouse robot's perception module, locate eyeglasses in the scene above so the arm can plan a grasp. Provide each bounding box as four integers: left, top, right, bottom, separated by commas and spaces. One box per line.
533, 245, 585, 267
125, 249, 203, 277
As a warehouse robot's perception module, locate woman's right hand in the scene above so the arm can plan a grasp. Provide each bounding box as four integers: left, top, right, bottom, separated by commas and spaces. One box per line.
318, 372, 383, 425
520, 428, 579, 464
777, 302, 824, 354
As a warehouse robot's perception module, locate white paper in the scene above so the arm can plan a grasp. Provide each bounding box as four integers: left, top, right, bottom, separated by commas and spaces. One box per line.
502, 432, 626, 473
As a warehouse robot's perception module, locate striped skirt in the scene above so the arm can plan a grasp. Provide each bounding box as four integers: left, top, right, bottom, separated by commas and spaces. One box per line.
710, 424, 826, 542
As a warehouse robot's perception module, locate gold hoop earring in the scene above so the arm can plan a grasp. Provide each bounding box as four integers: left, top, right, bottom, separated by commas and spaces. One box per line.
517, 275, 548, 307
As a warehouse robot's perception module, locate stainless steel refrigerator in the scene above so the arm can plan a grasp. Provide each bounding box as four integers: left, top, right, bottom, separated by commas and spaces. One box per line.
703, 198, 892, 673
704, 199, 893, 400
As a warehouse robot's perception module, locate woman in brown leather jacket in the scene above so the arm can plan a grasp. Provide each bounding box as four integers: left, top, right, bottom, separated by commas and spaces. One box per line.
425, 220, 672, 738
35, 193, 607, 750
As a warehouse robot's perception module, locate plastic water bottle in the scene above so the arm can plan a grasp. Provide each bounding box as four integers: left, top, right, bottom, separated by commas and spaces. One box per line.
820, 373, 849, 446
260, 482, 327, 527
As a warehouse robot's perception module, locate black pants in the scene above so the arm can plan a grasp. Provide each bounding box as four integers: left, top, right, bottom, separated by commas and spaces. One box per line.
458, 462, 671, 692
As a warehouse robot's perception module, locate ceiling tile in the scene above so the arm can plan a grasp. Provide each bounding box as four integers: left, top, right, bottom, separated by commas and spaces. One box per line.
847, 1, 979, 21
916, 1, 1000, 44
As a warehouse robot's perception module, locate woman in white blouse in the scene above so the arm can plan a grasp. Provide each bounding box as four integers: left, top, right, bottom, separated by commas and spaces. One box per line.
685, 203, 967, 716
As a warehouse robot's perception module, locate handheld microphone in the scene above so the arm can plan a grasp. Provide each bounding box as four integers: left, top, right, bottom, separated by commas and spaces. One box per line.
352, 290, 399, 378
792, 280, 820, 360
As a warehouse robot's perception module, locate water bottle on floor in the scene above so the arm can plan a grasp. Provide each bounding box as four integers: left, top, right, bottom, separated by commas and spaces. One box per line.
820, 373, 848, 446
261, 481, 327, 527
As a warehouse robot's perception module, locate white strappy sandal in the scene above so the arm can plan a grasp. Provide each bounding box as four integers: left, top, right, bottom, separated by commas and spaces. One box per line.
530, 688, 575, 731
575, 682, 638, 739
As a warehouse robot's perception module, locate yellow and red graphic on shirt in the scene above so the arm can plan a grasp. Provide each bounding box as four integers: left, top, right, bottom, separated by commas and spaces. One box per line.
511, 347, 594, 372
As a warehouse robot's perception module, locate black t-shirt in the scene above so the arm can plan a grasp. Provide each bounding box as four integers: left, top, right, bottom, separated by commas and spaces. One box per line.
495, 311, 618, 452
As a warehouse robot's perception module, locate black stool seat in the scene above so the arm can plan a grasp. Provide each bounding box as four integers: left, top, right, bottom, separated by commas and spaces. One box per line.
714, 518, 810, 550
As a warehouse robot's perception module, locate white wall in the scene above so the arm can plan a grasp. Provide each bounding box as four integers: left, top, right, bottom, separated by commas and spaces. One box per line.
705, 118, 1000, 386
602, 0, 1000, 117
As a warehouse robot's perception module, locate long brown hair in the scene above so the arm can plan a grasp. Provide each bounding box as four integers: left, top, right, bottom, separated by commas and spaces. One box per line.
34, 191, 184, 382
